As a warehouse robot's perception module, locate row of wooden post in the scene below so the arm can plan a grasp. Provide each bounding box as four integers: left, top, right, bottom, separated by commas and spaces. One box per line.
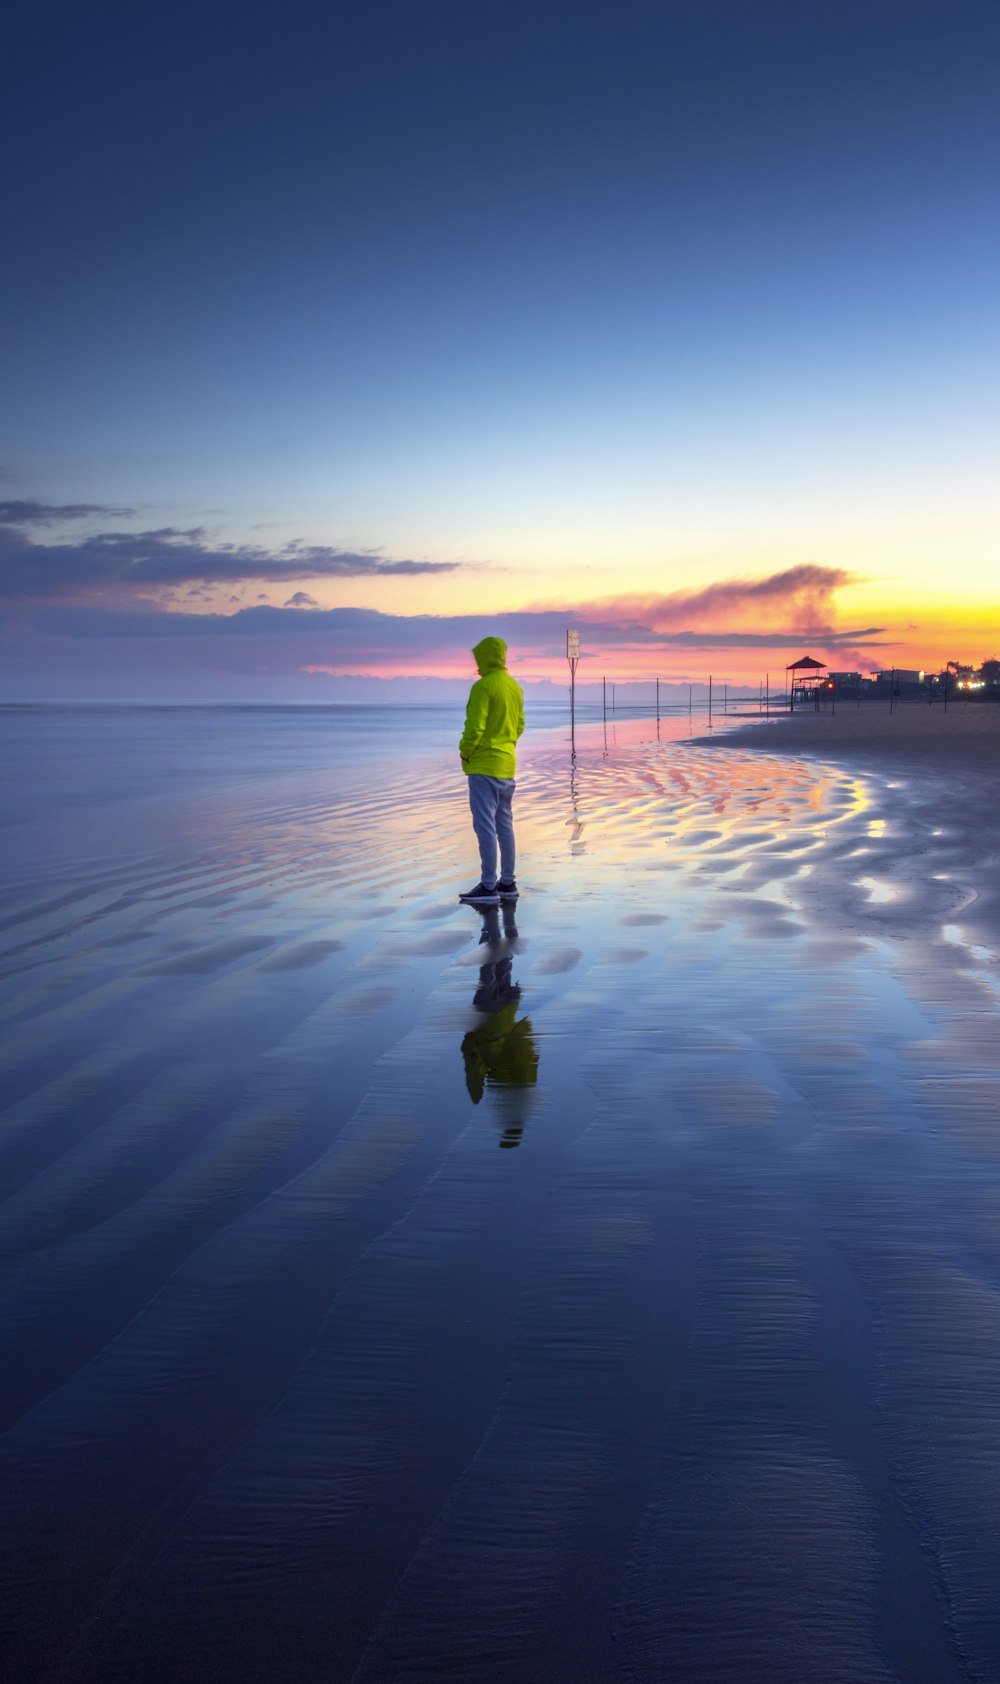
597, 676, 773, 722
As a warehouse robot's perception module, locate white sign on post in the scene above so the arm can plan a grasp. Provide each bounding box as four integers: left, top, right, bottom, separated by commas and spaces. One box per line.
566, 630, 580, 760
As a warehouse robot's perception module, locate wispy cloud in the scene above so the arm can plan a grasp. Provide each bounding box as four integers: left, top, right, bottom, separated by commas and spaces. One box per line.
529, 564, 856, 635
0, 523, 464, 598
513, 563, 894, 669
0, 500, 136, 525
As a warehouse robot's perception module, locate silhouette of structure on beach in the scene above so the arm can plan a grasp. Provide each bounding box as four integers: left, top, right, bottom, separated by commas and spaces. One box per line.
786, 655, 827, 710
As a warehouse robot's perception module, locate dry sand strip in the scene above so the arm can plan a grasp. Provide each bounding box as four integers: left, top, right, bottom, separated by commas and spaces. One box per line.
695, 702, 1000, 957
706, 699, 1000, 768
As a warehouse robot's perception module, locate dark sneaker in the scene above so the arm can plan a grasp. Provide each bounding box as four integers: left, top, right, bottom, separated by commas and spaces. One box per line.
459, 881, 500, 905
496, 880, 519, 900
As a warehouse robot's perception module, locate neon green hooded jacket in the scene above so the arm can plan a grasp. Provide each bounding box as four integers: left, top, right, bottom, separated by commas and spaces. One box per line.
461, 1008, 539, 1103
459, 637, 525, 778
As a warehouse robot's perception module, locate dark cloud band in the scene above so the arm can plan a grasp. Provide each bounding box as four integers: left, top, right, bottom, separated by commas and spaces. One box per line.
22, 601, 888, 654
0, 526, 462, 595
0, 501, 136, 525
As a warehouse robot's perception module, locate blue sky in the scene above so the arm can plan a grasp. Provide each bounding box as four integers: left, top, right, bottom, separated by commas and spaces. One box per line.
2, 0, 998, 696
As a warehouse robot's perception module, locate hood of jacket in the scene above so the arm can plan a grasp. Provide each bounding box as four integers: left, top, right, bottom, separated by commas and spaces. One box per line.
472, 636, 507, 675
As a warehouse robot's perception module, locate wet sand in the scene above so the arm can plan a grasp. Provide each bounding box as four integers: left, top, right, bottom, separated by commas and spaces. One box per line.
1, 703, 999, 1682
703, 702, 1000, 953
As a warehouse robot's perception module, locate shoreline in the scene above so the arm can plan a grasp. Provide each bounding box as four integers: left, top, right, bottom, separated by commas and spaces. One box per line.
698, 699, 1000, 768
695, 702, 1000, 961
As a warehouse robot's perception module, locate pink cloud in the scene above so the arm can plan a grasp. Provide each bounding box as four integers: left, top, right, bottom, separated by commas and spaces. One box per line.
528, 564, 856, 637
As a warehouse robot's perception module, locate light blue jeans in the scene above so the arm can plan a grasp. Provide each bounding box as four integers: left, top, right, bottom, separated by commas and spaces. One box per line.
468, 774, 516, 888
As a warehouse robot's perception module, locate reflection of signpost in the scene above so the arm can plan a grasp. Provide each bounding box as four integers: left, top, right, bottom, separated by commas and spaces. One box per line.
567, 629, 580, 759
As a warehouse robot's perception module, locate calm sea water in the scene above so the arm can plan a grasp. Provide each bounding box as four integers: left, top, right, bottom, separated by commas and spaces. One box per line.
1, 704, 997, 1683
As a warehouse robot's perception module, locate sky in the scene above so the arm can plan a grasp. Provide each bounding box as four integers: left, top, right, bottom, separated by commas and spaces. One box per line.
2, 0, 997, 699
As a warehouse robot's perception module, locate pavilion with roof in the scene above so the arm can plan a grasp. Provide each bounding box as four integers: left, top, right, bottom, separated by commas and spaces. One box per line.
786, 655, 827, 710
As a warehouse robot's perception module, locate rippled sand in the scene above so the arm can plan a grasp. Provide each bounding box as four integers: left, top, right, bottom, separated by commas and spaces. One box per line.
1, 703, 997, 1682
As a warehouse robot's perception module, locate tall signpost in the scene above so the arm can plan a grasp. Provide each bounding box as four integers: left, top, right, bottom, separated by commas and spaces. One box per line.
567, 629, 580, 760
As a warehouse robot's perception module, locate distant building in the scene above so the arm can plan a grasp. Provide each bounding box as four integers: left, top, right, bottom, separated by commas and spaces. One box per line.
819, 659, 1000, 703
871, 669, 923, 686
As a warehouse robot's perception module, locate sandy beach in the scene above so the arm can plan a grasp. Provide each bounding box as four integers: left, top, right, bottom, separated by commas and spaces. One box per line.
717, 696, 1000, 770
1, 701, 999, 1683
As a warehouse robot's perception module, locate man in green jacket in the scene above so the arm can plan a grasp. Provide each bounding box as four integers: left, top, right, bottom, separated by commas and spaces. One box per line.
458, 636, 525, 905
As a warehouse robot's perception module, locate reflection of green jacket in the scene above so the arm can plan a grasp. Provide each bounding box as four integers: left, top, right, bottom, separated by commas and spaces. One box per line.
460, 637, 525, 778
461, 1007, 539, 1104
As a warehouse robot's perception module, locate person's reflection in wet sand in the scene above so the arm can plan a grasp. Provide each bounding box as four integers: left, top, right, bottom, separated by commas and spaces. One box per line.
461, 905, 539, 1148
